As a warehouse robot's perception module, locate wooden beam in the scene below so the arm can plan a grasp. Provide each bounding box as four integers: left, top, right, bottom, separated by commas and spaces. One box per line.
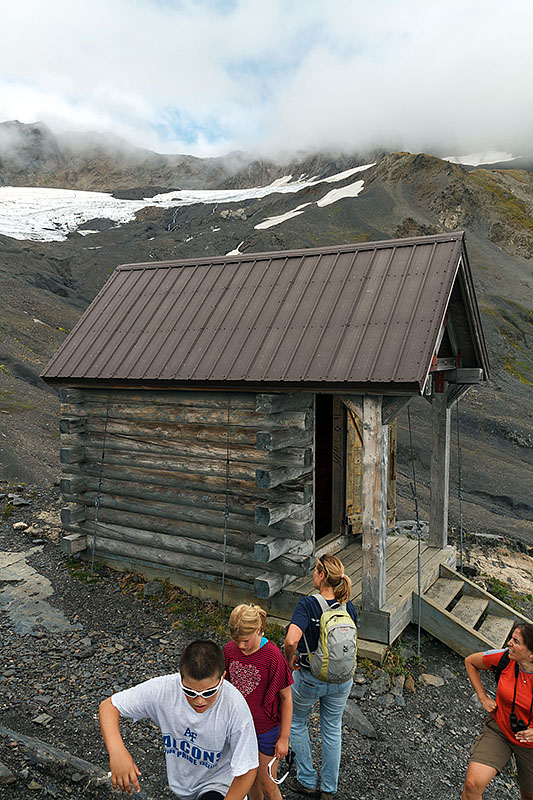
255, 501, 310, 526
361, 395, 387, 612
254, 536, 313, 563
60, 505, 86, 525
256, 428, 312, 451
60, 446, 85, 464
444, 368, 484, 384
254, 572, 295, 599
255, 393, 312, 414
256, 464, 312, 489
59, 474, 87, 495
381, 396, 410, 425
60, 533, 88, 555
341, 395, 363, 420
59, 417, 87, 434
429, 389, 451, 548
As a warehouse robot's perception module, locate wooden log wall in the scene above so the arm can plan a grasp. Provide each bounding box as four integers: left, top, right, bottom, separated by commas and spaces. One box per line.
58, 388, 314, 599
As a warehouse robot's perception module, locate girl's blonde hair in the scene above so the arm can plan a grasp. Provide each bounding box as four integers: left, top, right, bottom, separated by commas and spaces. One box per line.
229, 603, 267, 640
317, 554, 352, 604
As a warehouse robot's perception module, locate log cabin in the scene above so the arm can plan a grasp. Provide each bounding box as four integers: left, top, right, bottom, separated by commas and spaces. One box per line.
43, 231, 503, 655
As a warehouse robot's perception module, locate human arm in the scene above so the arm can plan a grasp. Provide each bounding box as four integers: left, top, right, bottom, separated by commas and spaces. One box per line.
284, 623, 304, 671
274, 685, 292, 759
99, 697, 142, 794
224, 767, 257, 800
464, 652, 497, 713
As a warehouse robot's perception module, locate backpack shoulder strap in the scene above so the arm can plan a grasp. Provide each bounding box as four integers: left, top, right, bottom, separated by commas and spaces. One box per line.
313, 594, 331, 614
491, 649, 510, 683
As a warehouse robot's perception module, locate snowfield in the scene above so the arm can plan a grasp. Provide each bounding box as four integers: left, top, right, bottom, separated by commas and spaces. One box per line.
0, 163, 375, 242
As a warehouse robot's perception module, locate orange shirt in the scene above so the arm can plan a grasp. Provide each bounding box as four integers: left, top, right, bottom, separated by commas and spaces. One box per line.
483, 649, 533, 747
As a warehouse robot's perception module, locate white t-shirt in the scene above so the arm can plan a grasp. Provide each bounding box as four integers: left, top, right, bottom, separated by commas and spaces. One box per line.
112, 672, 258, 800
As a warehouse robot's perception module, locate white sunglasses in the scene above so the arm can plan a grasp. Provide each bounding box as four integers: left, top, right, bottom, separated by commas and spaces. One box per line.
267, 756, 290, 785
181, 674, 224, 699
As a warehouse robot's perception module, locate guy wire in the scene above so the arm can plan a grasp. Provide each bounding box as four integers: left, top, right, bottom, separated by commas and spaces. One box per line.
221, 398, 231, 607
456, 397, 464, 574
407, 404, 422, 657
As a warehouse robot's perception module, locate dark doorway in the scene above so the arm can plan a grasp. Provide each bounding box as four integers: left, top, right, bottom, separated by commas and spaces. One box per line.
315, 395, 345, 542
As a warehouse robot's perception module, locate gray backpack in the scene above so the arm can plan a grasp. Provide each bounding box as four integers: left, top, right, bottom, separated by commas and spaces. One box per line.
303, 594, 357, 683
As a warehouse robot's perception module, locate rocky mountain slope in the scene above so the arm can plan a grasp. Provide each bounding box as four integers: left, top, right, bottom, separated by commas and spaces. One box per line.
0, 122, 531, 545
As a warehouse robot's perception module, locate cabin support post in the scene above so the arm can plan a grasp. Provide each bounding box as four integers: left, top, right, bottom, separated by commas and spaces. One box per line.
361, 395, 387, 612
429, 386, 451, 548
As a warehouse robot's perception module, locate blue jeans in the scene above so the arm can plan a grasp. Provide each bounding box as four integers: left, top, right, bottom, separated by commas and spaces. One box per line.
290, 669, 352, 793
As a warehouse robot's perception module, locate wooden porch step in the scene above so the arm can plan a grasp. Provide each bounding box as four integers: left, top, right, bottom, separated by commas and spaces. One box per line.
424, 577, 462, 609
452, 595, 488, 628
478, 614, 515, 648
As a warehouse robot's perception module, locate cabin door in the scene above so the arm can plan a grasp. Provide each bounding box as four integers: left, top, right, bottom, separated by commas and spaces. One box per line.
314, 395, 346, 542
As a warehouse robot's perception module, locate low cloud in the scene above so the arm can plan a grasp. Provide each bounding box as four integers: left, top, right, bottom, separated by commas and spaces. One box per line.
1, 0, 532, 158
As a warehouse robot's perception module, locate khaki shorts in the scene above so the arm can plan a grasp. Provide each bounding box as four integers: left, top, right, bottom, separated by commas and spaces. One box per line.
469, 717, 533, 791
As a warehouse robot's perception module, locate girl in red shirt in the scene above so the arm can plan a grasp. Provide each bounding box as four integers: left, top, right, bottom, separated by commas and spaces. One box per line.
224, 604, 293, 800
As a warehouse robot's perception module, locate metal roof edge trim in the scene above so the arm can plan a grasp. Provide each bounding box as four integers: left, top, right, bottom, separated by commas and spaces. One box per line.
41, 377, 421, 396
115, 231, 466, 271
418, 234, 464, 392
457, 242, 491, 379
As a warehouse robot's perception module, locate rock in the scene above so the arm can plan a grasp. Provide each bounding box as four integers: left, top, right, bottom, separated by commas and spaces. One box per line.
378, 692, 395, 708
352, 671, 367, 685
401, 646, 416, 660
350, 684, 368, 700
343, 700, 378, 738
440, 667, 456, 681
394, 695, 406, 707
419, 673, 445, 687
143, 580, 164, 598
404, 675, 416, 693
370, 669, 391, 695
8, 495, 30, 507
13, 522, 28, 530
32, 713, 53, 725
0, 763, 16, 785
391, 674, 405, 697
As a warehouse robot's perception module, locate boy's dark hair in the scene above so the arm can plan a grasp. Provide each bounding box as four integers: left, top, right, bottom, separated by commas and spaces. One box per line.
179, 640, 225, 681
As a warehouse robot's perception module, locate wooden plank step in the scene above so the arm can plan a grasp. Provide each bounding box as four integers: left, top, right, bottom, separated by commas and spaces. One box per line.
424, 577, 463, 609
478, 614, 515, 648
452, 595, 488, 628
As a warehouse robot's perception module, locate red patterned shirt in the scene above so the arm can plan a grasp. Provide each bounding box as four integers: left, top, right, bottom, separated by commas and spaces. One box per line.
224, 639, 293, 734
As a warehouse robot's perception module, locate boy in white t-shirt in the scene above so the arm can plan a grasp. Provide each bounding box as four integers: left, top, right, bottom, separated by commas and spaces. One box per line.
99, 640, 258, 800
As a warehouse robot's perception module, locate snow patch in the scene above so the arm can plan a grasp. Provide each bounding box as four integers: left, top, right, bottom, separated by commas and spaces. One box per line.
317, 180, 365, 207
254, 203, 311, 230
443, 151, 518, 166
322, 163, 375, 182
226, 241, 245, 255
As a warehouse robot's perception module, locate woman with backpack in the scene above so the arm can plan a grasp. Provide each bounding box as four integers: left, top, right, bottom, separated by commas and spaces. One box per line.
462, 622, 533, 800
283, 555, 357, 800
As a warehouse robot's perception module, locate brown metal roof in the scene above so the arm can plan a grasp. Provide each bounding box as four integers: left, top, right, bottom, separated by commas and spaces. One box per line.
42, 232, 489, 391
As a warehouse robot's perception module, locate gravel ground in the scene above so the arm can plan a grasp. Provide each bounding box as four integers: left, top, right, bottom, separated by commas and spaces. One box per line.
0, 485, 526, 800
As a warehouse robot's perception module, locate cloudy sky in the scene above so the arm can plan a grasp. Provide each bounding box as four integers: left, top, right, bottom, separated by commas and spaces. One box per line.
2, 0, 532, 158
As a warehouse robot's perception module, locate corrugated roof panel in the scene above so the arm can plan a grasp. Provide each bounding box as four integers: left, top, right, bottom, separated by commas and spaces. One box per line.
42, 232, 488, 390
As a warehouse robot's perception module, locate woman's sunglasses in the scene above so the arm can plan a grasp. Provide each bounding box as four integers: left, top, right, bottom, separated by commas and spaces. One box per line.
181, 674, 224, 699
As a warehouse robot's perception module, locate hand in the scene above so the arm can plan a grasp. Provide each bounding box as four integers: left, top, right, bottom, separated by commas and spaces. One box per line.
109, 748, 142, 794
515, 727, 533, 743
274, 735, 289, 760
288, 654, 300, 671
480, 695, 497, 713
